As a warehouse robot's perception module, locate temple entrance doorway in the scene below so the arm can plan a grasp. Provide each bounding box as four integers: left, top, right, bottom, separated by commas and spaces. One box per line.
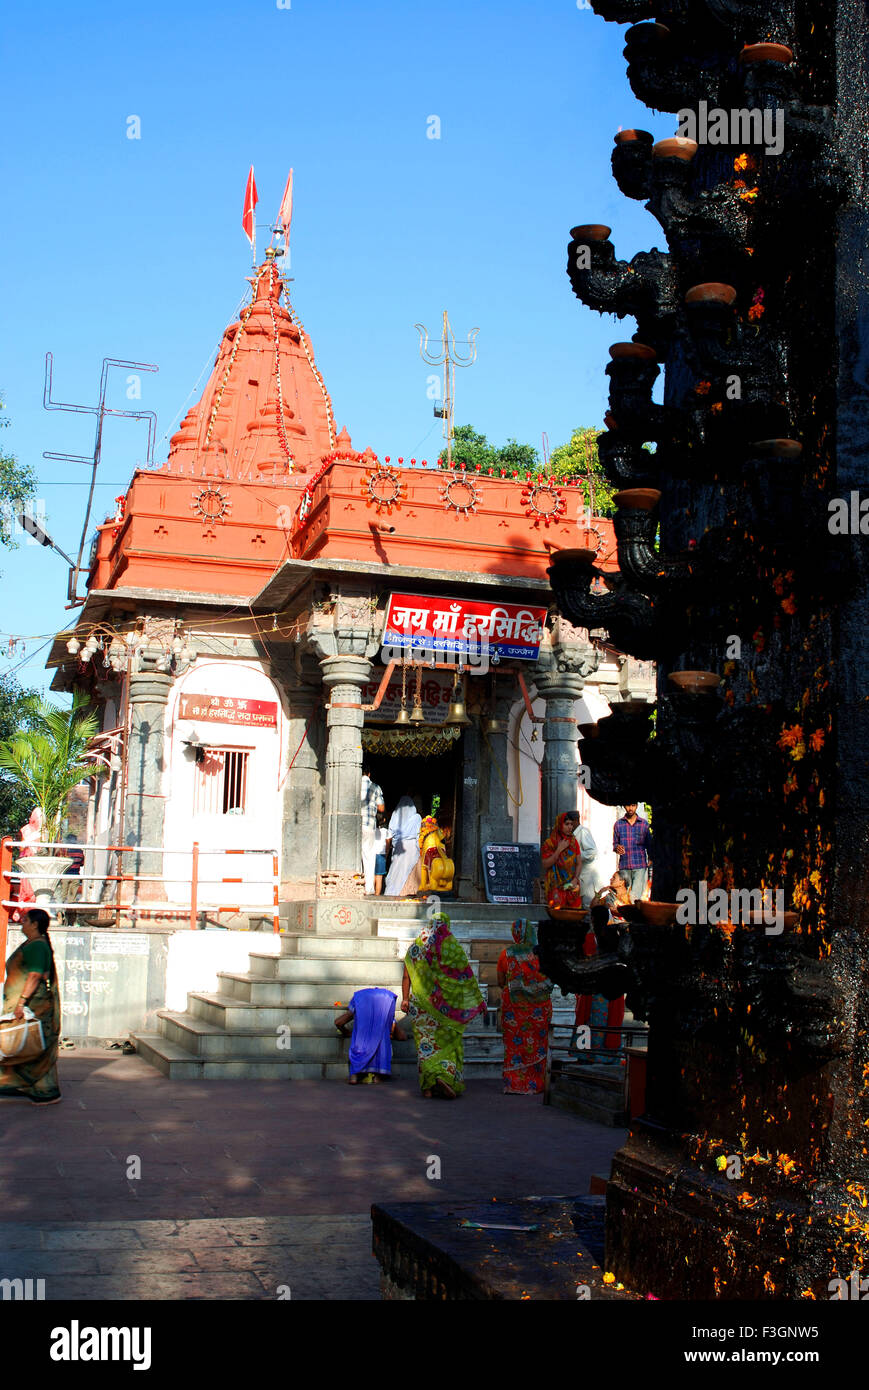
365, 732, 463, 894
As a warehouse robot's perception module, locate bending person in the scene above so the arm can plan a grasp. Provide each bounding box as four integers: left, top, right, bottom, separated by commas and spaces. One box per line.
334, 987, 406, 1085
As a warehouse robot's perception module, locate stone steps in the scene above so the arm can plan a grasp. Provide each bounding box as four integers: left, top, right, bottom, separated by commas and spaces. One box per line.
131, 914, 553, 1082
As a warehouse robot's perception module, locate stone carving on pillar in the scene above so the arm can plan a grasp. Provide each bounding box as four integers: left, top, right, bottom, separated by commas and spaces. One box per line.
307, 585, 379, 899
533, 622, 600, 835
124, 651, 173, 903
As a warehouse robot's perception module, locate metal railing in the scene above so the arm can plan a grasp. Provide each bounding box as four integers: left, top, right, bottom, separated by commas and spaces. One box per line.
0, 837, 281, 983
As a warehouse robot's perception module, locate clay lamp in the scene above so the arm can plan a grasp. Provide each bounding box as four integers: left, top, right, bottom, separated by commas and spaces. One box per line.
685, 283, 738, 307
570, 224, 611, 242
548, 546, 600, 565
614, 129, 653, 146
634, 901, 681, 927
743, 908, 800, 930
614, 488, 661, 511
668, 670, 721, 694
749, 439, 803, 460
609, 342, 657, 362
625, 22, 671, 42
653, 137, 699, 162
739, 42, 794, 65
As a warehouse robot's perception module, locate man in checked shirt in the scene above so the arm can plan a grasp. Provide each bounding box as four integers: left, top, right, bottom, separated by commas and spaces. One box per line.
613, 803, 652, 901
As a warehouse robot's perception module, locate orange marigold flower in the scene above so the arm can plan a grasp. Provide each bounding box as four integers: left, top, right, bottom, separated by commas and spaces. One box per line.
748, 302, 765, 321
809, 729, 825, 752
695, 380, 711, 396
781, 595, 797, 615
740, 187, 760, 202
734, 154, 749, 172
710, 402, 723, 414
778, 724, 803, 750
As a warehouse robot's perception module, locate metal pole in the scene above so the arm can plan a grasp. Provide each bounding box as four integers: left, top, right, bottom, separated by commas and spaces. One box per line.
272, 852, 280, 934
190, 841, 200, 930
0, 837, 12, 986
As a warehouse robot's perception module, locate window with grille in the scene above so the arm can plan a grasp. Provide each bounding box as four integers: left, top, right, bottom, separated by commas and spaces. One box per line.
194, 748, 251, 816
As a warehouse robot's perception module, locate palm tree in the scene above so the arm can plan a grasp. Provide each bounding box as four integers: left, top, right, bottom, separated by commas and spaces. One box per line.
0, 689, 105, 846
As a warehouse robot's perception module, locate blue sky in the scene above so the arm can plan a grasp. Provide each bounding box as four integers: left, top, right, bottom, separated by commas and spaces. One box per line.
1, 0, 676, 694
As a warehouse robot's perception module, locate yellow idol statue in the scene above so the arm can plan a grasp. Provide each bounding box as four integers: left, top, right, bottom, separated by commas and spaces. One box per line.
418, 816, 455, 894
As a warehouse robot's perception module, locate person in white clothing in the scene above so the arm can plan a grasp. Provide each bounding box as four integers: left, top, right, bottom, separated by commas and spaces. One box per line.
576, 823, 606, 906
360, 764, 385, 895
384, 796, 423, 897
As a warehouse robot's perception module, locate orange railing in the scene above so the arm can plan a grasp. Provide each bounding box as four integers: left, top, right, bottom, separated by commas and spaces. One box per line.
0, 837, 281, 984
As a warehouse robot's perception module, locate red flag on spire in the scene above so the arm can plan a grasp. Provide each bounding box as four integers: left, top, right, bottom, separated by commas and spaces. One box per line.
278, 169, 294, 240
242, 167, 258, 247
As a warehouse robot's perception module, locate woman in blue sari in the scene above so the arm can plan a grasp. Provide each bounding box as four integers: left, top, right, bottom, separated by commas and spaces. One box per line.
334, 988, 406, 1084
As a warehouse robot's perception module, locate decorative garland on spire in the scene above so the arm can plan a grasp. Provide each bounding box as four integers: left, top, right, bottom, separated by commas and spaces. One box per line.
264, 261, 295, 470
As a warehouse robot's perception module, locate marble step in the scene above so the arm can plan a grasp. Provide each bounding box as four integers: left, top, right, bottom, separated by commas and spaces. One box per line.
248, 951, 405, 982
131, 1032, 420, 1082
218, 971, 403, 1006
154, 1009, 418, 1060
278, 935, 405, 960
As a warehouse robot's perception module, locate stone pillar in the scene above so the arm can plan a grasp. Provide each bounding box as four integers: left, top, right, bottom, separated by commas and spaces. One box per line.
317, 653, 372, 897
123, 658, 173, 900
456, 725, 480, 901
280, 684, 323, 894
534, 634, 600, 836
478, 682, 517, 848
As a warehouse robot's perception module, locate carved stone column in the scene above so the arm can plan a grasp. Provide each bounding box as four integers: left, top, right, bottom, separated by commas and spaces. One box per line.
307, 583, 379, 899
533, 630, 600, 836
478, 681, 517, 849
280, 682, 323, 894
124, 657, 173, 900
316, 653, 373, 896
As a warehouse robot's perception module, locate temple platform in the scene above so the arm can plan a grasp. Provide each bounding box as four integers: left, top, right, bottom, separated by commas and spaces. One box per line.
371, 1193, 642, 1301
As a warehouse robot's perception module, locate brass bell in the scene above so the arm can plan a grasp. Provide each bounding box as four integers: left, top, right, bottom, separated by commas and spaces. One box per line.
484, 716, 507, 735
446, 682, 472, 727
409, 698, 426, 725
394, 702, 411, 727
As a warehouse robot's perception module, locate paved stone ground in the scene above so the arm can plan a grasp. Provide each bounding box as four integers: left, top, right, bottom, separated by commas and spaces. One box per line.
0, 1049, 625, 1299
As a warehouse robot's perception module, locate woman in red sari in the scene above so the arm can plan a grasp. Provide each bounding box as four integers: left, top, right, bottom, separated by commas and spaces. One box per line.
541, 811, 584, 909
497, 921, 554, 1094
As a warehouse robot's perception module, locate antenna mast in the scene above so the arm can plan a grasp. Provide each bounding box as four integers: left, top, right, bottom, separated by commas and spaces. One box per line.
415, 311, 479, 467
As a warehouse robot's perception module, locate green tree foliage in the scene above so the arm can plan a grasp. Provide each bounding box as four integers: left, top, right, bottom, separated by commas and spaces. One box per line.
0, 689, 104, 844
439, 423, 616, 515
0, 675, 42, 837
438, 425, 539, 474
548, 427, 615, 515
0, 397, 37, 550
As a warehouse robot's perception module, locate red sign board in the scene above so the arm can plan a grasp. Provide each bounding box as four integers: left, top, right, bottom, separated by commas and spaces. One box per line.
179, 694, 278, 728
383, 592, 547, 661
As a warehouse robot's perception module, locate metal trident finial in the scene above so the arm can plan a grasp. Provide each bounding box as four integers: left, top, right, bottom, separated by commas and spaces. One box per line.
415, 311, 480, 467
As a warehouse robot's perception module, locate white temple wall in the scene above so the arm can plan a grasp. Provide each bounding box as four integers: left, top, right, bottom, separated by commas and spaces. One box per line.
161, 659, 287, 909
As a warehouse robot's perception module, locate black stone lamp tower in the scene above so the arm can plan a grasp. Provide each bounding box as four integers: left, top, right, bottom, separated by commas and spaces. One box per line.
544, 0, 869, 1298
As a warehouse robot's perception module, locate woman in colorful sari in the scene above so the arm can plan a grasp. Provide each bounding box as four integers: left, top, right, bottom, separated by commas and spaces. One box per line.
401, 913, 486, 1098
0, 908, 62, 1104
497, 920, 554, 1094
542, 811, 604, 909
541, 810, 584, 909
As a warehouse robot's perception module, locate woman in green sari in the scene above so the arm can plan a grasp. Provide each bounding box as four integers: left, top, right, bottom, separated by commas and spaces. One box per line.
401, 913, 486, 1098
0, 908, 62, 1104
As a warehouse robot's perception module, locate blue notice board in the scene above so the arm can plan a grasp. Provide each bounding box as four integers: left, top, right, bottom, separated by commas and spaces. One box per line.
481, 843, 539, 904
